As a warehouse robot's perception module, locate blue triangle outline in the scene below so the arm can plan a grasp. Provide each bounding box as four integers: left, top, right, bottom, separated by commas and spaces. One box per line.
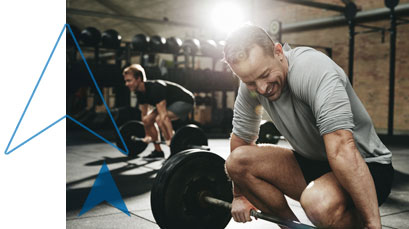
79, 161, 130, 216
4, 24, 129, 155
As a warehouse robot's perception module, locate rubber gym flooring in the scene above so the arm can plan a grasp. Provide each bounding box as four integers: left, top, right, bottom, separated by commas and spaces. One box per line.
66, 131, 409, 228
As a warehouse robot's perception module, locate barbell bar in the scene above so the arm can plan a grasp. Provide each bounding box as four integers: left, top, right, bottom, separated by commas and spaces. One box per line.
202, 196, 315, 229
116, 121, 209, 157
130, 135, 165, 144
129, 135, 210, 151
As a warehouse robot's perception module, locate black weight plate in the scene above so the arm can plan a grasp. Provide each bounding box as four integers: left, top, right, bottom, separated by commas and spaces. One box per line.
166, 36, 182, 54
149, 35, 167, 52
131, 34, 150, 51
201, 39, 221, 58
116, 120, 147, 157
182, 39, 200, 55
101, 29, 122, 49
80, 27, 101, 46
256, 121, 281, 144
170, 124, 208, 156
385, 0, 399, 9
151, 149, 233, 229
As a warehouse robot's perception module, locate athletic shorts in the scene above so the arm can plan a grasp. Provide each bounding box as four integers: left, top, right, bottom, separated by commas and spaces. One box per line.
166, 101, 193, 120
293, 151, 394, 206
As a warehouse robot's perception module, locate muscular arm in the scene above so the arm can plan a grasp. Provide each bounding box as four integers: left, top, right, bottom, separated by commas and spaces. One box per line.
230, 134, 244, 196
230, 133, 254, 197
228, 82, 261, 222
229, 133, 257, 222
139, 104, 148, 118
324, 129, 380, 228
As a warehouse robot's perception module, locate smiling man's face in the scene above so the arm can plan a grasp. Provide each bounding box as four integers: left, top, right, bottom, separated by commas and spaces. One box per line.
230, 44, 288, 101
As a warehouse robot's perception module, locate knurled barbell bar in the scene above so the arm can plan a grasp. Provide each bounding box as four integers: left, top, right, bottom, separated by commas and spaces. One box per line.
202, 196, 315, 229
115, 121, 209, 157
151, 149, 315, 229
129, 135, 165, 144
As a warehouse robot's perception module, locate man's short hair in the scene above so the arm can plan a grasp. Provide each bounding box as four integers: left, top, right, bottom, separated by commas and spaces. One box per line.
122, 64, 147, 81
223, 24, 276, 66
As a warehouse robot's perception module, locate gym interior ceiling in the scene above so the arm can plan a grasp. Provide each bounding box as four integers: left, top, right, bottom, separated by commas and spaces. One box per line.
66, 0, 354, 41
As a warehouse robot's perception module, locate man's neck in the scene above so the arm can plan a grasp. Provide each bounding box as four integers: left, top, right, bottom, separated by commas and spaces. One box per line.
139, 81, 146, 93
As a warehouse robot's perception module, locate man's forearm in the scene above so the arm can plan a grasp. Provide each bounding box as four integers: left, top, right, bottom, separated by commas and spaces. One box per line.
232, 182, 244, 197
328, 143, 380, 227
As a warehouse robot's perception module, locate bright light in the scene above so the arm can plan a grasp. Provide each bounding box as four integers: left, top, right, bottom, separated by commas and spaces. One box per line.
211, 2, 245, 34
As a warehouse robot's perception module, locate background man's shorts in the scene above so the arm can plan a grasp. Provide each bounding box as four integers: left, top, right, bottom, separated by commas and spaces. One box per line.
167, 101, 193, 120
293, 151, 394, 206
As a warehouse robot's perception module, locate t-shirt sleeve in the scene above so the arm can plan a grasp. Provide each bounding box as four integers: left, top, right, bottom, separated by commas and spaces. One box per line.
232, 81, 263, 143
151, 82, 166, 105
289, 50, 355, 136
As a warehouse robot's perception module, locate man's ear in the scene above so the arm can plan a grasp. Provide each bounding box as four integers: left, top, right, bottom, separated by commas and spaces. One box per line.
274, 43, 283, 58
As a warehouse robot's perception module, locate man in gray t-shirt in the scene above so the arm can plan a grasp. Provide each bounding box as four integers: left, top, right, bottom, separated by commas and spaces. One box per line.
223, 24, 393, 228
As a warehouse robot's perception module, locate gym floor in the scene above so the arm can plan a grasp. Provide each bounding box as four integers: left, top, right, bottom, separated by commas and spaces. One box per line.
66, 132, 409, 229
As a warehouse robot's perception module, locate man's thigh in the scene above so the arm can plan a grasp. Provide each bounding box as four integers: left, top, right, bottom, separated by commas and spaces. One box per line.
166, 110, 179, 121
305, 172, 352, 206
166, 101, 193, 120
294, 151, 394, 206
230, 144, 307, 200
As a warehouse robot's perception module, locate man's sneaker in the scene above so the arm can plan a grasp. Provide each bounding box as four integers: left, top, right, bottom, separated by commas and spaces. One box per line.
143, 150, 165, 161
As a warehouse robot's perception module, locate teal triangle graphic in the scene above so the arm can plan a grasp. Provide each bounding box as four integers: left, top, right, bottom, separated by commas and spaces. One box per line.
4, 24, 129, 155
79, 161, 130, 216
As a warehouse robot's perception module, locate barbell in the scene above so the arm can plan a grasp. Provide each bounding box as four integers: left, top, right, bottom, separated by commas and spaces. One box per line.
115, 121, 209, 157
151, 149, 315, 229
257, 120, 284, 144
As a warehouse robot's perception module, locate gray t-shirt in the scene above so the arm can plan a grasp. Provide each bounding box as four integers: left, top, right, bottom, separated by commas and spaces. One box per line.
232, 44, 391, 164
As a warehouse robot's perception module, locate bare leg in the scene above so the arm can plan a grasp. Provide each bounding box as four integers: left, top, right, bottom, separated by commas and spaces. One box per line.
225, 144, 307, 221
300, 173, 364, 228
142, 110, 162, 152
156, 111, 178, 144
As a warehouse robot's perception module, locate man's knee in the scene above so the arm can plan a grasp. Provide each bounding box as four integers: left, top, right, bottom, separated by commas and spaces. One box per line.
300, 183, 347, 226
155, 115, 170, 127
225, 146, 254, 181
142, 115, 155, 126
142, 117, 152, 126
